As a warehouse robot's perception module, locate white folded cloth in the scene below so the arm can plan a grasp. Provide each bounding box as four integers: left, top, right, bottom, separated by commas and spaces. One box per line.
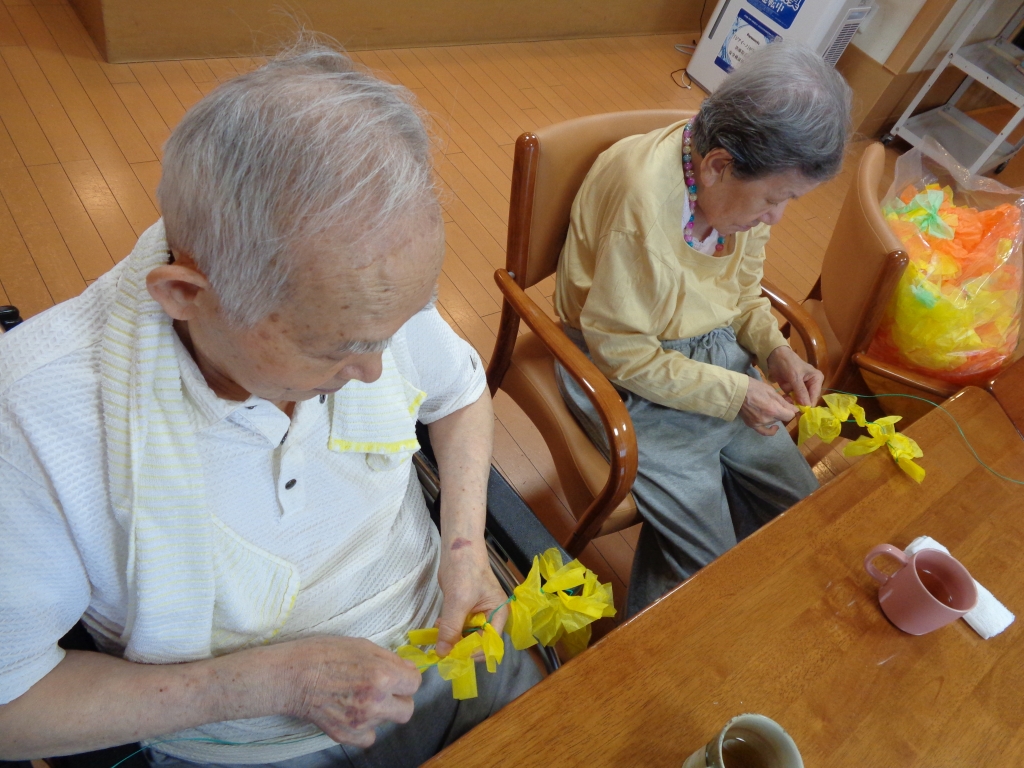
905, 536, 1015, 640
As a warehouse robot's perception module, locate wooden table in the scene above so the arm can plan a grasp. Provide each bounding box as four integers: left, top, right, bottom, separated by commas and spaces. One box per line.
425, 387, 1024, 767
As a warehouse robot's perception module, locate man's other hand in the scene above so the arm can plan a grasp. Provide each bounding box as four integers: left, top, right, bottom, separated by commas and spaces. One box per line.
283, 636, 422, 748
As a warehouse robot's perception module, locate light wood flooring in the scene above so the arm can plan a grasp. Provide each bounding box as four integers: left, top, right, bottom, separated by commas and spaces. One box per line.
0, 0, 867, 618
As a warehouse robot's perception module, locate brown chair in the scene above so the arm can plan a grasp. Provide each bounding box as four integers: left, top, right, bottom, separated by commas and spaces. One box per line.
988, 356, 1024, 437
486, 111, 828, 556
795, 142, 958, 418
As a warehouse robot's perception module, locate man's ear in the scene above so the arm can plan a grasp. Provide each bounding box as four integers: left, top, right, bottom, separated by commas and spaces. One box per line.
146, 257, 211, 321
699, 148, 734, 188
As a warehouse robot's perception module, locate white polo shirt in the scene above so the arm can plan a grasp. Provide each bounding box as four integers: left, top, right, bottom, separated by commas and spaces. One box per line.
0, 265, 486, 719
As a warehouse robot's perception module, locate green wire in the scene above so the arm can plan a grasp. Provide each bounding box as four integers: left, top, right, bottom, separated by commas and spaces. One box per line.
825, 388, 1024, 486
487, 593, 515, 625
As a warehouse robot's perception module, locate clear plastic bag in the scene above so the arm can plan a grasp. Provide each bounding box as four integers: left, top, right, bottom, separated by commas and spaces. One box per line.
868, 138, 1023, 384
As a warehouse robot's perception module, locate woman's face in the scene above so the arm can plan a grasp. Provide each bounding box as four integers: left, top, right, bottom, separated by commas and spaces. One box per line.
696, 149, 820, 236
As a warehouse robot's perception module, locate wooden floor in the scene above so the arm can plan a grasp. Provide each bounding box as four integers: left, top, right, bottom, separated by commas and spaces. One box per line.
0, 0, 866, 619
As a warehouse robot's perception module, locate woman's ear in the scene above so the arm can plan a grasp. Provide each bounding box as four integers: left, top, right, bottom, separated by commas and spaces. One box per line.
146, 254, 211, 321
699, 148, 734, 188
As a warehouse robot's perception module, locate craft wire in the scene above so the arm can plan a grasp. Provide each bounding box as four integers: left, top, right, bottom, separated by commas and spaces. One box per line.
825, 388, 1024, 485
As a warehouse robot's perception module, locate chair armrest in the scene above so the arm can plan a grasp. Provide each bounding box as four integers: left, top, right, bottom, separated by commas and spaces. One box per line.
493, 269, 638, 556
414, 423, 569, 577
851, 352, 959, 399
988, 357, 1024, 436
761, 278, 830, 386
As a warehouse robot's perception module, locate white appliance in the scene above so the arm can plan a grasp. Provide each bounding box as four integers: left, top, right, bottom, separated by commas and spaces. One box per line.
686, 0, 874, 93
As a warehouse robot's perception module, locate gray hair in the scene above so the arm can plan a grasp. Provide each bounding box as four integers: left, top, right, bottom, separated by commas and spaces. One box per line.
158, 43, 437, 327
691, 43, 852, 181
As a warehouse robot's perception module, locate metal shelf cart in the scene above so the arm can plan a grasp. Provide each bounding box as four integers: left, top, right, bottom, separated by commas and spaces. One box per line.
885, 0, 1024, 174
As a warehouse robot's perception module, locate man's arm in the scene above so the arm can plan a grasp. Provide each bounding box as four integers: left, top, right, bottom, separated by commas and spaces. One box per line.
427, 392, 508, 656
0, 635, 421, 760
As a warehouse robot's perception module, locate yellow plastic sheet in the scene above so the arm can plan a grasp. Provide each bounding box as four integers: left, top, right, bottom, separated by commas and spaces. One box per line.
399, 549, 616, 700
842, 414, 926, 483
397, 612, 502, 701
797, 394, 925, 483
796, 393, 866, 445
506, 549, 616, 656
437, 632, 481, 700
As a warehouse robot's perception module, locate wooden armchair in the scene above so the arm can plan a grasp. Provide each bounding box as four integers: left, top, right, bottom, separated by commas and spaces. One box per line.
486, 111, 828, 556
795, 142, 959, 419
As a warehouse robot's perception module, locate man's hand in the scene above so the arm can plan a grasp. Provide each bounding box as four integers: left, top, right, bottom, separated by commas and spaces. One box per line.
435, 543, 509, 656
283, 636, 422, 748
426, 391, 502, 657
0, 636, 422, 760
766, 345, 824, 407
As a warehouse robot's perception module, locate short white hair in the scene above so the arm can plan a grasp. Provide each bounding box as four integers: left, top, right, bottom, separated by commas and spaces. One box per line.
158, 43, 437, 327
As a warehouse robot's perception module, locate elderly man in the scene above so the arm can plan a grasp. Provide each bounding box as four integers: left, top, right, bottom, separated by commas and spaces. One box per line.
0, 46, 540, 767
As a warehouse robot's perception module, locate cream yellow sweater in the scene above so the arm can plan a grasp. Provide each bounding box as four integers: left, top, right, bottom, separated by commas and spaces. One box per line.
555, 120, 788, 421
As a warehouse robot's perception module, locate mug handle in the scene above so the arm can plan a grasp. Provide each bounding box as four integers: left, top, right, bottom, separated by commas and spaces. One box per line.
864, 544, 909, 585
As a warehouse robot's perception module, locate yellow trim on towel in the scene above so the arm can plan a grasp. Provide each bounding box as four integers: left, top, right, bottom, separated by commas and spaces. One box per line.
328, 437, 421, 454
407, 389, 426, 415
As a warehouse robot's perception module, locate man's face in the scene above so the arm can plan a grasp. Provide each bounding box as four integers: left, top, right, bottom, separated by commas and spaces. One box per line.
188, 212, 444, 404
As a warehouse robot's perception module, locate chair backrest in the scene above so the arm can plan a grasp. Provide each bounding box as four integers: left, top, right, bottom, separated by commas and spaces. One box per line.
507, 110, 693, 288
819, 142, 903, 351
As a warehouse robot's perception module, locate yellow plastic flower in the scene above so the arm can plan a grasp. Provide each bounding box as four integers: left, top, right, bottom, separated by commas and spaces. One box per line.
400, 549, 616, 700
796, 393, 866, 445
843, 415, 926, 483
506, 548, 616, 657
506, 554, 549, 651
397, 612, 504, 701
437, 633, 481, 700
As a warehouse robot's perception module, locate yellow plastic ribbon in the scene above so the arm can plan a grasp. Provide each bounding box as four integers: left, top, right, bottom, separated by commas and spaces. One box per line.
397, 612, 504, 700
843, 415, 926, 483
797, 394, 925, 483
506, 548, 616, 656
796, 393, 866, 445
399, 549, 615, 700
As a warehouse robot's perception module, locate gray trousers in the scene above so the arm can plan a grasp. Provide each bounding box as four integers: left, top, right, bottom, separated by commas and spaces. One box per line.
556, 326, 819, 617
147, 634, 542, 768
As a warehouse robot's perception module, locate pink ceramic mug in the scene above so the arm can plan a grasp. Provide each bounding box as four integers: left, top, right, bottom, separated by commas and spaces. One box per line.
864, 544, 978, 635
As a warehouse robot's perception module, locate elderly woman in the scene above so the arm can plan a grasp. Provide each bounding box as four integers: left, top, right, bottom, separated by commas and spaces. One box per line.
555, 44, 852, 615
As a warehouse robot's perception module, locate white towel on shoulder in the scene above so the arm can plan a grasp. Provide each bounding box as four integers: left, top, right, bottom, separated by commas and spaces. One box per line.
102, 221, 301, 663
101, 221, 428, 664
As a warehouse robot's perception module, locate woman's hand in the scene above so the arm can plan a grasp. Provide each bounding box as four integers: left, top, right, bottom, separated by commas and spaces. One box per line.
766, 345, 824, 407
739, 378, 800, 436
435, 542, 509, 657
